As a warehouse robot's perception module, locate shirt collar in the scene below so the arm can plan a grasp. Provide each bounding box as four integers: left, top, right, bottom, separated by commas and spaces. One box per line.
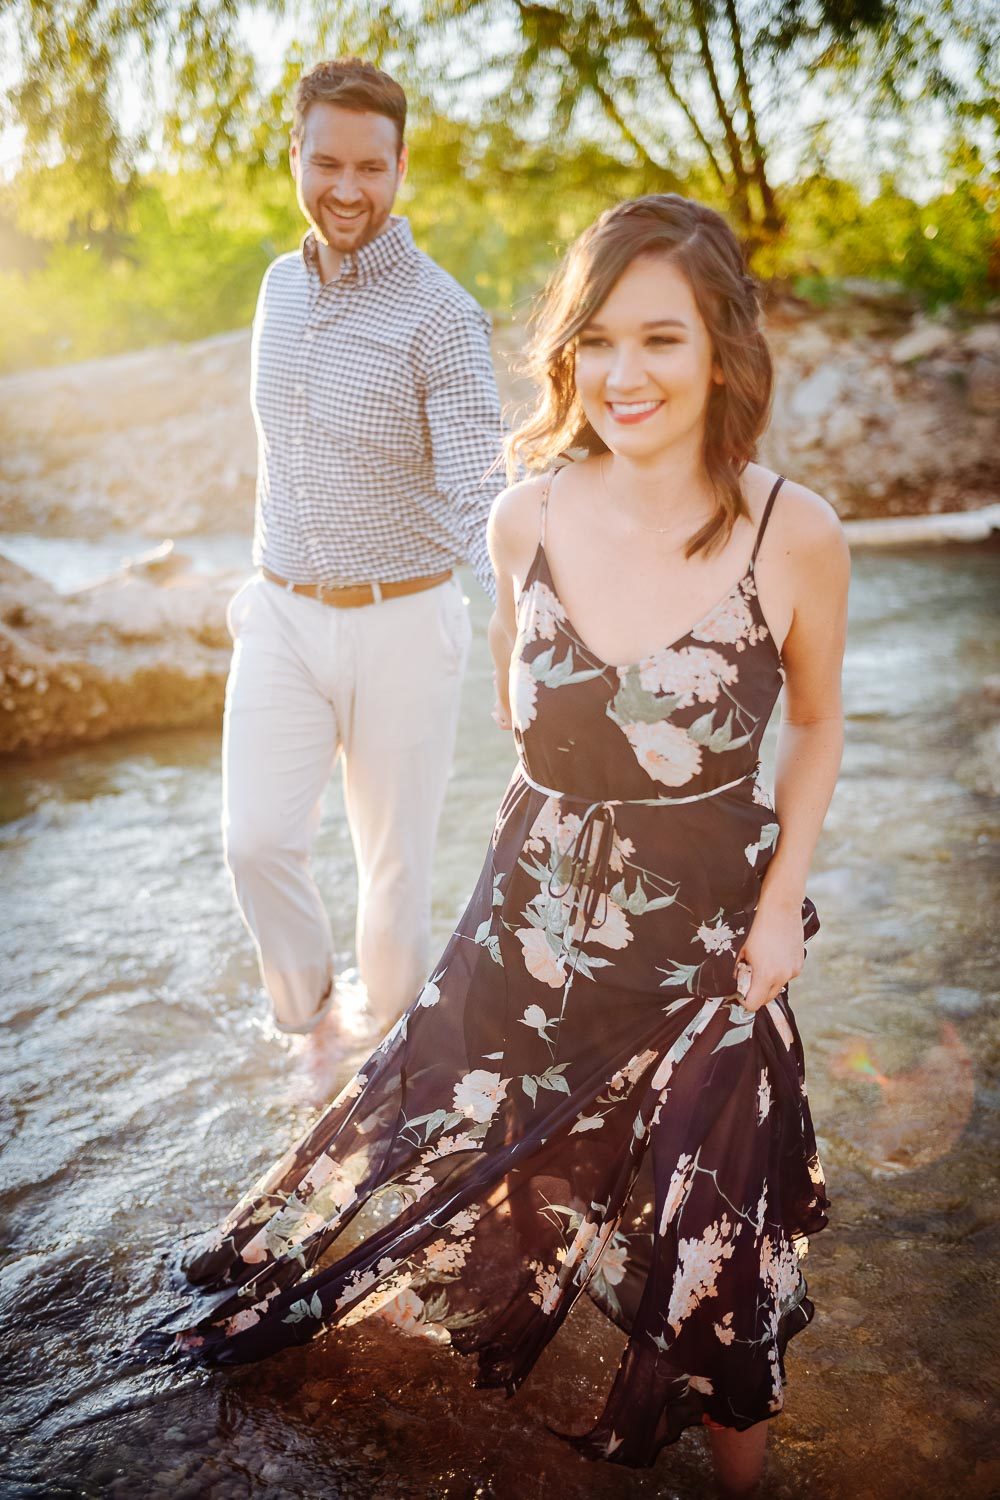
301, 215, 416, 286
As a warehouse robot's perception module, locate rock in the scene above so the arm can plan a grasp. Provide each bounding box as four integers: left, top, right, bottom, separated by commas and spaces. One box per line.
3, 303, 1000, 546
0, 552, 242, 756
961, 322, 1000, 356
935, 987, 984, 1017
967, 353, 1000, 414
824, 406, 865, 449
956, 722, 1000, 798
788, 364, 844, 422
890, 322, 952, 363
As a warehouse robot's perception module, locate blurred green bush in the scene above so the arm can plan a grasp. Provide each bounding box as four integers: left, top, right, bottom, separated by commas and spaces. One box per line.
0, 120, 996, 374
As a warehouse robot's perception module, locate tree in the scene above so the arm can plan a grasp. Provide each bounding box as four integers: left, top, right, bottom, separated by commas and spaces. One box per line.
2, 0, 997, 250
359, 0, 999, 252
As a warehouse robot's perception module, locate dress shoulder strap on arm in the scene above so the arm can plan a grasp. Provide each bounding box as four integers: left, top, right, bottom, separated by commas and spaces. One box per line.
750, 474, 786, 568
539, 469, 555, 548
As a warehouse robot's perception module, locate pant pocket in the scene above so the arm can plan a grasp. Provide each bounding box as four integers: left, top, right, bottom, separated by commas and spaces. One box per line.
435, 578, 472, 672
226, 575, 261, 640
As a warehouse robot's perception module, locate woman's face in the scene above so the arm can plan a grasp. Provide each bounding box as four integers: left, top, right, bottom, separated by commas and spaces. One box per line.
573, 253, 723, 461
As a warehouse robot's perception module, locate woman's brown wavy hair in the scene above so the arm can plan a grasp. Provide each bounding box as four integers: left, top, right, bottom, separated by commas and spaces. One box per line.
505, 194, 773, 558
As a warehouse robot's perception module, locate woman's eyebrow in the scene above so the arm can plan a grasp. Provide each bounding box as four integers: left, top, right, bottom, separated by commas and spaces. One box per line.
584, 317, 689, 331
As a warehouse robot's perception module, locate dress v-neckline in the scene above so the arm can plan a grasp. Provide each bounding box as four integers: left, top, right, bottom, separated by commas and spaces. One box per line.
534, 541, 758, 673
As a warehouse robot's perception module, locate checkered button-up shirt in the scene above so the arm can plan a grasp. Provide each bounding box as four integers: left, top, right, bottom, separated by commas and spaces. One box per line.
250, 215, 504, 599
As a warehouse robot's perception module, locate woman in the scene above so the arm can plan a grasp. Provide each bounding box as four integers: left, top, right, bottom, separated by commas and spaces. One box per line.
158, 195, 847, 1499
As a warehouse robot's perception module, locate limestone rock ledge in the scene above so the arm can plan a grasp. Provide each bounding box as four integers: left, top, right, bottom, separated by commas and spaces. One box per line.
0, 552, 241, 756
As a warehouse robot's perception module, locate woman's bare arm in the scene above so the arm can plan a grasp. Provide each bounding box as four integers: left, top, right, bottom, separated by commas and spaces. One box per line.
486, 476, 547, 731
739, 486, 850, 1011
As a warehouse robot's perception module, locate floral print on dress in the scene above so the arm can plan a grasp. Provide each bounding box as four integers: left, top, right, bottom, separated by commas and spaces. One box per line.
155, 473, 829, 1471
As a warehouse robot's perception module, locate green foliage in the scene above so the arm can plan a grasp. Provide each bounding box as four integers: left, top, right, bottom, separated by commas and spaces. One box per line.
0, 117, 996, 374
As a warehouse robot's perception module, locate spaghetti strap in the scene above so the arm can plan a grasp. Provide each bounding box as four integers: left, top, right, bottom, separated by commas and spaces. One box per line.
539, 469, 555, 548
750, 475, 785, 568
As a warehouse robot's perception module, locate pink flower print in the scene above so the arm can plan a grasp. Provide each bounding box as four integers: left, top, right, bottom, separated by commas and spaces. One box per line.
697, 916, 736, 954
713, 1311, 736, 1346
511, 657, 538, 732
608, 833, 635, 873
659, 1152, 697, 1234
517, 926, 567, 988
599, 1241, 628, 1286
622, 720, 702, 788
376, 1287, 425, 1333
527, 1259, 561, 1314
452, 1069, 511, 1123
692, 590, 756, 647
667, 1213, 741, 1333
608, 1047, 659, 1094
756, 1068, 772, 1124
572, 896, 633, 950
223, 1305, 262, 1336
526, 796, 562, 854
521, 580, 566, 641
423, 1237, 472, 1275
638, 645, 738, 707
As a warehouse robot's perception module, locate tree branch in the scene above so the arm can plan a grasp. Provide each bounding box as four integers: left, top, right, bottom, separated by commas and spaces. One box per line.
622, 0, 729, 192
690, 0, 750, 207
723, 0, 781, 230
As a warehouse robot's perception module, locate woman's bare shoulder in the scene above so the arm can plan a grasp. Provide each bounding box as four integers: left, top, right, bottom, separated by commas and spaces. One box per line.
746, 464, 848, 569
488, 472, 551, 563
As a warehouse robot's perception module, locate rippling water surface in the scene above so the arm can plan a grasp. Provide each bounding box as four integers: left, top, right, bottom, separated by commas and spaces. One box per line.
2, 545, 998, 1500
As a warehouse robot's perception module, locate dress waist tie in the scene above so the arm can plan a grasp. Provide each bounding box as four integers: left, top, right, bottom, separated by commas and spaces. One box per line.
518, 765, 758, 955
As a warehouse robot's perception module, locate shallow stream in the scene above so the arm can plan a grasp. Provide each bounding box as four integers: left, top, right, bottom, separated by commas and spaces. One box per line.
1, 544, 998, 1499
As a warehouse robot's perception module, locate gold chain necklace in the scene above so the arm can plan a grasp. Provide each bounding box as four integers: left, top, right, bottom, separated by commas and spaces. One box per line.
598, 454, 706, 537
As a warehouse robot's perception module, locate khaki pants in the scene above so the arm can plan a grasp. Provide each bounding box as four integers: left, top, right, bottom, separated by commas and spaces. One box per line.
222, 572, 472, 1033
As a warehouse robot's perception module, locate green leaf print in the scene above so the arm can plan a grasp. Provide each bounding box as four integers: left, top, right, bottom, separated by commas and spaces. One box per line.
569, 950, 614, 981
522, 1063, 571, 1105
283, 1291, 323, 1325
608, 667, 682, 726
706, 710, 754, 754
537, 1064, 572, 1095
627, 879, 648, 916
686, 708, 757, 755
658, 961, 701, 990
530, 644, 606, 690
712, 1024, 755, 1052
687, 711, 716, 745
643, 893, 678, 912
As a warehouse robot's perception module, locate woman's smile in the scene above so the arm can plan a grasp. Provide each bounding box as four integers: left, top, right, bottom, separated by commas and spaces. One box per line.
605, 399, 664, 424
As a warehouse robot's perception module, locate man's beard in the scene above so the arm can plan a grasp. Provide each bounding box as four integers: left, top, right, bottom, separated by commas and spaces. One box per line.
314, 199, 385, 249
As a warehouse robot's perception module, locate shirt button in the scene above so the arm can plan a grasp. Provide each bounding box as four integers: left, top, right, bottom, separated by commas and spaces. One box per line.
303, 329, 314, 343
292, 435, 303, 447
294, 383, 305, 396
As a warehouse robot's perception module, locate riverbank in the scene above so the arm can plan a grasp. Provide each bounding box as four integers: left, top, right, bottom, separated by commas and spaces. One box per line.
3, 512, 999, 758
1, 299, 998, 541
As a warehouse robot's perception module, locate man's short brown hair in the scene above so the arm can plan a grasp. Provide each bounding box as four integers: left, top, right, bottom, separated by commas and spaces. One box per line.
292, 58, 407, 153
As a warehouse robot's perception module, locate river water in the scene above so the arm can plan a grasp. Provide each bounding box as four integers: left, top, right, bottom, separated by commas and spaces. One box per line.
1, 544, 998, 1500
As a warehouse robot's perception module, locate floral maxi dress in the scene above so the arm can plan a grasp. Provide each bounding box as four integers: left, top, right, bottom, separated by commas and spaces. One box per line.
163, 471, 831, 1468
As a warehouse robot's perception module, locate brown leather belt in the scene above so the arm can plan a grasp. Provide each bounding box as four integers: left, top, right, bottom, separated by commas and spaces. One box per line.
262, 566, 453, 609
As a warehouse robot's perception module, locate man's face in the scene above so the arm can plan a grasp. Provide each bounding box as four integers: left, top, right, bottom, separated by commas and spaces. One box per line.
290, 103, 406, 254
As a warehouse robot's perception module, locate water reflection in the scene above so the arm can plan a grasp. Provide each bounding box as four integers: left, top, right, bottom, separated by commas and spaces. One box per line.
1, 544, 998, 1498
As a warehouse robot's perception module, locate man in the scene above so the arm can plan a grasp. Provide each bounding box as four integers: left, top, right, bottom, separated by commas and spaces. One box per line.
223, 57, 504, 1039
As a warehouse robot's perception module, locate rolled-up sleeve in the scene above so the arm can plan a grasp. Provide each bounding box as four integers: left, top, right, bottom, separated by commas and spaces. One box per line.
421, 302, 506, 601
